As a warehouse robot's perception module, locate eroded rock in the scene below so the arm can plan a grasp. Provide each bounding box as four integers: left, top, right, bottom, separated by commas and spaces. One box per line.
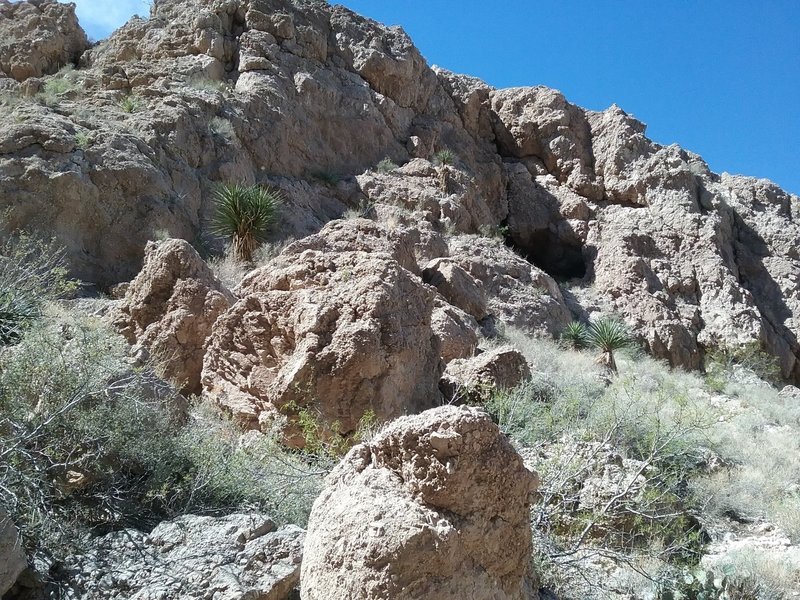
301, 405, 539, 600
112, 239, 235, 395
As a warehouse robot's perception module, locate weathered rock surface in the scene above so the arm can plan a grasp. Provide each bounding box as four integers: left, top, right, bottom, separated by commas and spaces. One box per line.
202, 248, 441, 442
60, 513, 303, 600
112, 239, 234, 395
423, 257, 488, 320
0, 508, 26, 597
0, 0, 88, 81
301, 405, 539, 600
431, 299, 480, 363
1, 0, 800, 381
440, 346, 531, 403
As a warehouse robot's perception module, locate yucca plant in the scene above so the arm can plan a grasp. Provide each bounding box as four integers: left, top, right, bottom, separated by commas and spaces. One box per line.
210, 183, 283, 262
561, 321, 589, 349
585, 317, 633, 373
433, 148, 456, 166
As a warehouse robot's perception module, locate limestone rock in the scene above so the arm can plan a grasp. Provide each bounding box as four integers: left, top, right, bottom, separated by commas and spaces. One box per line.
440, 346, 531, 403
61, 513, 303, 600
491, 86, 602, 200
431, 300, 480, 364
0, 0, 88, 81
446, 235, 572, 337
112, 239, 235, 395
423, 257, 488, 320
301, 405, 539, 600
0, 508, 26, 597
202, 249, 441, 443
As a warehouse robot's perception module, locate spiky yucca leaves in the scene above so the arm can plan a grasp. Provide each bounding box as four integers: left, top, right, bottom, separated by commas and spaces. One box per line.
211, 184, 283, 262
585, 318, 634, 373
561, 321, 589, 349
0, 234, 77, 345
433, 148, 456, 166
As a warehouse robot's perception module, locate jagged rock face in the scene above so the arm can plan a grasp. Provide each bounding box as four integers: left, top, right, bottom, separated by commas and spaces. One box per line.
440, 346, 531, 403
112, 239, 235, 395
1, 0, 799, 379
0, 0, 88, 81
446, 235, 572, 337
0, 508, 26, 597
300, 405, 539, 600
202, 247, 441, 443
58, 513, 304, 600
431, 299, 480, 363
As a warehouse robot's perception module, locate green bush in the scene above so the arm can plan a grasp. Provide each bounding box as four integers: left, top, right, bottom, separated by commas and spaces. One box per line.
561, 321, 589, 349
704, 342, 782, 389
432, 148, 456, 166
210, 183, 283, 262
0, 233, 77, 345
0, 308, 324, 563
376, 157, 399, 173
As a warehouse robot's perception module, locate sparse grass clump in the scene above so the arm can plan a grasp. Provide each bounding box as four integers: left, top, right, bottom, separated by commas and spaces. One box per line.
210, 183, 283, 263
376, 157, 399, 173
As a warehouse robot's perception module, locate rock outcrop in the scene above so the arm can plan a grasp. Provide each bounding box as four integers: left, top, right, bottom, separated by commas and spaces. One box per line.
60, 513, 303, 600
440, 346, 531, 403
0, 508, 26, 597
1, 0, 800, 381
202, 247, 441, 443
0, 0, 88, 81
301, 405, 539, 600
112, 239, 235, 395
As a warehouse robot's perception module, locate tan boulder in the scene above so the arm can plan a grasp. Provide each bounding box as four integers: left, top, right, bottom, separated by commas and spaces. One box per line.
431, 300, 480, 363
202, 249, 441, 442
301, 405, 539, 600
446, 235, 572, 337
1, 508, 26, 597
112, 239, 235, 395
0, 0, 88, 81
423, 257, 488, 320
440, 346, 531, 403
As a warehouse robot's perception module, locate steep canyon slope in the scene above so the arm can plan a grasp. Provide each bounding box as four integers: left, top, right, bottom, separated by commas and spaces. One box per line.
1, 0, 799, 381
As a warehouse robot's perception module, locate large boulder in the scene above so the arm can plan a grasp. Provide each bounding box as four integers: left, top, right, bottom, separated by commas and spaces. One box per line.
112, 239, 235, 395
202, 249, 441, 443
301, 405, 539, 600
0, 0, 89, 81
61, 513, 303, 600
440, 346, 530, 403
0, 508, 26, 597
446, 235, 572, 337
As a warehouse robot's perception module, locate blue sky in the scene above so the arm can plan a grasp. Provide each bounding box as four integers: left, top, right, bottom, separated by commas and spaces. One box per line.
64, 1, 799, 195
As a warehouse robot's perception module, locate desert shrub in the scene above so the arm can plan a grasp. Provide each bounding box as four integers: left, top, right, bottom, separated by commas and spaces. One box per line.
74, 131, 91, 150
561, 321, 588, 349
0, 233, 77, 344
375, 157, 399, 173
209, 116, 235, 142
187, 76, 229, 94
477, 223, 509, 239
210, 183, 283, 262
705, 342, 782, 389
38, 66, 80, 105
118, 94, 142, 113
0, 308, 324, 565
432, 148, 456, 166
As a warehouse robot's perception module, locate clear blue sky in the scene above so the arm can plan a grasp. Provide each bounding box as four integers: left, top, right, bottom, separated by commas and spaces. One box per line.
64, 1, 800, 195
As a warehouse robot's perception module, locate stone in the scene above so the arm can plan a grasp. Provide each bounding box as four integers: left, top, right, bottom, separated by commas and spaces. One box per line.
112, 239, 235, 395
301, 405, 539, 600
0, 0, 89, 81
423, 257, 488, 320
431, 299, 480, 363
0, 508, 26, 597
61, 513, 304, 600
202, 249, 441, 444
440, 346, 531, 403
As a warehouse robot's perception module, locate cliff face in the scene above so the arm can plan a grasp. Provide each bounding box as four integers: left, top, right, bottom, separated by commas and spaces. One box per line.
1, 0, 799, 380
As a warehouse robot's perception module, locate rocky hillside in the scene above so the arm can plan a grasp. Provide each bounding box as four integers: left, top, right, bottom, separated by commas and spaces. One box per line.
2, 1, 800, 599
2, 0, 799, 383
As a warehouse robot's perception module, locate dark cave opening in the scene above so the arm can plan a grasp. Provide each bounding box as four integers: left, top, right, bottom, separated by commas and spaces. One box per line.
506, 229, 589, 282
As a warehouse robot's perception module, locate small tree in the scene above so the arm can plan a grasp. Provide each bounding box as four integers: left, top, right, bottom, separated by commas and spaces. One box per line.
211, 183, 282, 262
561, 321, 589, 350
585, 318, 633, 373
